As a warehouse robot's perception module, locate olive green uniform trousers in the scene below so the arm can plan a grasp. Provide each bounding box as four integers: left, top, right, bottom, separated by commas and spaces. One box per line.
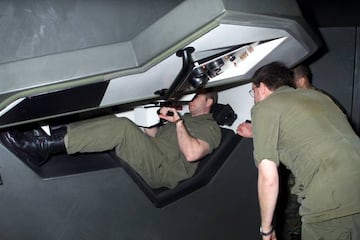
65, 115, 167, 187
64, 114, 221, 188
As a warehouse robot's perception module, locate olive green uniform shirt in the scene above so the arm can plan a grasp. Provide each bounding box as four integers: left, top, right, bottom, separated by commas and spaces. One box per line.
66, 113, 221, 189
153, 113, 221, 188
251, 86, 360, 223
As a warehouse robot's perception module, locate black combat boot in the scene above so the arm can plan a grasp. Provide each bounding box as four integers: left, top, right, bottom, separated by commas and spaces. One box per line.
0, 127, 66, 167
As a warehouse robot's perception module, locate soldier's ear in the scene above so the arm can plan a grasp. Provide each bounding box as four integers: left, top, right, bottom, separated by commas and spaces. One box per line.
259, 82, 273, 99
258, 82, 267, 94
206, 97, 214, 108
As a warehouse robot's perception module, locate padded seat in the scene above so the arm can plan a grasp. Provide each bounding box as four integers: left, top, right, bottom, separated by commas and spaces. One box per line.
119, 127, 241, 207
1, 103, 241, 207
12, 127, 241, 208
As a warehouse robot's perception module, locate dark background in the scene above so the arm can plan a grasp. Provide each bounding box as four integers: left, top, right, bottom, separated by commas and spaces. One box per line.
297, 0, 360, 134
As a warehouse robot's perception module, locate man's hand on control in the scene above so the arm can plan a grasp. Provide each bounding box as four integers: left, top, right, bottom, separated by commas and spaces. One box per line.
158, 107, 181, 123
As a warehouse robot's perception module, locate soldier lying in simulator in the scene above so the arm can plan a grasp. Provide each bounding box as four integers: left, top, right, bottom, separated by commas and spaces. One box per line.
0, 95, 240, 207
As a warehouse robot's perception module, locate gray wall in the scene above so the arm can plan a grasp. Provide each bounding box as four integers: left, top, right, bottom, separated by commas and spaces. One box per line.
0, 0, 182, 64
0, 137, 259, 240
354, 29, 360, 134
309, 27, 360, 134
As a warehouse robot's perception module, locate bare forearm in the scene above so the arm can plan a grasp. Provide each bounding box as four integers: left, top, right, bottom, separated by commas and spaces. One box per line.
258, 160, 279, 233
157, 106, 210, 162
175, 120, 210, 162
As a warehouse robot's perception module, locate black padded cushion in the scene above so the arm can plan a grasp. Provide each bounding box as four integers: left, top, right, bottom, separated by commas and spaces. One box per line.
18, 127, 240, 208
36, 152, 121, 178
119, 127, 241, 208
211, 103, 237, 126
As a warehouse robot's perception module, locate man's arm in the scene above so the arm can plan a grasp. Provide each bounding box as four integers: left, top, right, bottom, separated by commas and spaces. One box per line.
258, 159, 278, 240
158, 107, 211, 162
175, 119, 210, 162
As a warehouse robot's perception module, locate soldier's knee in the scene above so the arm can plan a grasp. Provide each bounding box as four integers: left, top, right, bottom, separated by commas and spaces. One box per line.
114, 117, 137, 129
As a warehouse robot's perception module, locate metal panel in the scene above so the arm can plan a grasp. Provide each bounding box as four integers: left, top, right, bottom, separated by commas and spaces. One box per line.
0, 0, 319, 129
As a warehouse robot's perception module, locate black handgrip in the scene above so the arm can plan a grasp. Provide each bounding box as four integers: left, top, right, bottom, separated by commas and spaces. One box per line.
157, 109, 174, 116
